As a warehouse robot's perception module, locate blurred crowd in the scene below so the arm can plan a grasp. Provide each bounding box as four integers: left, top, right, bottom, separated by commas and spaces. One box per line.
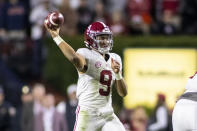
1, 0, 197, 39
0, 83, 78, 131
0, 82, 173, 131
120, 94, 173, 131
0, 0, 195, 131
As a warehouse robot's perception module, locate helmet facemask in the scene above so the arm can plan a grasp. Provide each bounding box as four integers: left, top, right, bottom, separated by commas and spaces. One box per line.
94, 34, 113, 54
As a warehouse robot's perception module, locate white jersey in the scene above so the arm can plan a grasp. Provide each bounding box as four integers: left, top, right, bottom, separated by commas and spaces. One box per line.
76, 48, 122, 113
172, 72, 197, 131
185, 72, 197, 92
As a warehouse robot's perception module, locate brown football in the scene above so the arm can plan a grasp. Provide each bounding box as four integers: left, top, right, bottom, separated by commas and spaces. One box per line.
45, 11, 64, 30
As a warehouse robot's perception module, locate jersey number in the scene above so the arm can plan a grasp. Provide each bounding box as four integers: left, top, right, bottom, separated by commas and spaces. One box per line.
99, 70, 112, 96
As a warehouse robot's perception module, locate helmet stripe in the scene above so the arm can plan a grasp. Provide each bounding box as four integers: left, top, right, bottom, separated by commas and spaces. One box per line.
99, 21, 107, 28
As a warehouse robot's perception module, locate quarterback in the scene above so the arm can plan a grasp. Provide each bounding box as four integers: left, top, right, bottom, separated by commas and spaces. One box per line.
172, 72, 197, 131
44, 21, 128, 131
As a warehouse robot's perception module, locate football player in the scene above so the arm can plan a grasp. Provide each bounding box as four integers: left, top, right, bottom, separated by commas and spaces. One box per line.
44, 21, 127, 131
172, 72, 197, 131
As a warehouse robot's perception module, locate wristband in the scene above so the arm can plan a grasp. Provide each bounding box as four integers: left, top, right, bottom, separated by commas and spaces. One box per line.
53, 35, 64, 45
115, 72, 123, 80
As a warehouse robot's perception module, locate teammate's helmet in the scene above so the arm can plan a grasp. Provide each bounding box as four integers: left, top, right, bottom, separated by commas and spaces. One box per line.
84, 21, 113, 54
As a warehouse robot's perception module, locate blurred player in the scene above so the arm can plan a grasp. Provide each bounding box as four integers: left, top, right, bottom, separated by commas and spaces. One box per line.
172, 72, 197, 131
44, 21, 127, 131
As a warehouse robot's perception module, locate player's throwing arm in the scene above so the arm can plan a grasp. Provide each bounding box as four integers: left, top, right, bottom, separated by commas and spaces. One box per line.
44, 11, 86, 73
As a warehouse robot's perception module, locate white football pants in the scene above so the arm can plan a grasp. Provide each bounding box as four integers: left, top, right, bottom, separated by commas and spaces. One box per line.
172, 99, 197, 131
73, 106, 126, 131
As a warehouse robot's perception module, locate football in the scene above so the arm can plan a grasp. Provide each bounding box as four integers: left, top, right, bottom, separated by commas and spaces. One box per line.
45, 11, 64, 30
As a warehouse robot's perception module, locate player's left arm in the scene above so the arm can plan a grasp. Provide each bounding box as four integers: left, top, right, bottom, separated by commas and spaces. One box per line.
111, 58, 128, 97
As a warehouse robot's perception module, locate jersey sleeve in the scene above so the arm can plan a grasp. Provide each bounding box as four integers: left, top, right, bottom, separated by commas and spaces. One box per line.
76, 48, 91, 73
76, 48, 89, 59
